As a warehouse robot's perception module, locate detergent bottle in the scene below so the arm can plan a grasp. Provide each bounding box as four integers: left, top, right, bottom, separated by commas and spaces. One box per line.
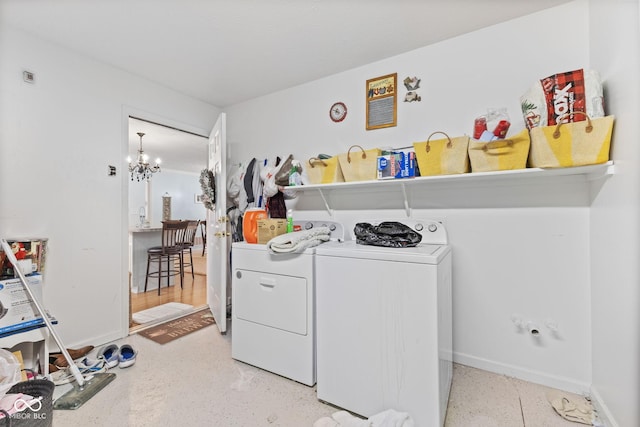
286, 209, 294, 233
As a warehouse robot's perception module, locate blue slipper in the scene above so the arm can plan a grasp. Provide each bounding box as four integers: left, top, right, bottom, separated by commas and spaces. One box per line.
118, 344, 137, 368
97, 344, 119, 368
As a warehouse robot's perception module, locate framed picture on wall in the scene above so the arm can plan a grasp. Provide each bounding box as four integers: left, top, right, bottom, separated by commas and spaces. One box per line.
366, 73, 397, 130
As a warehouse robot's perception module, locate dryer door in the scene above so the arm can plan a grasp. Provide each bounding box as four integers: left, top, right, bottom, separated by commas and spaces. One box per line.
234, 270, 308, 335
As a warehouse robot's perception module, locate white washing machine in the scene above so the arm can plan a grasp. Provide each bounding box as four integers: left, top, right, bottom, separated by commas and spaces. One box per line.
231, 220, 344, 386
315, 219, 452, 427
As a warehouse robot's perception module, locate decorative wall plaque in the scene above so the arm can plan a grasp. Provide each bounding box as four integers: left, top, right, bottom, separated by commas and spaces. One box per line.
162, 192, 171, 221
366, 73, 397, 130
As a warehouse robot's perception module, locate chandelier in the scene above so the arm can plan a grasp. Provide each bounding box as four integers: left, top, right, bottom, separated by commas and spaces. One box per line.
127, 132, 161, 181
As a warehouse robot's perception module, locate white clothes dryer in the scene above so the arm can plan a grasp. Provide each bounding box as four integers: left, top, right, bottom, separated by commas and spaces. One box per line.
231, 220, 344, 386
315, 219, 452, 427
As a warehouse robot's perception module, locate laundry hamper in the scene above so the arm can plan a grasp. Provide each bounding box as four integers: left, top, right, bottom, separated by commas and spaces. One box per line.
529, 112, 614, 168
306, 157, 344, 184
1, 379, 54, 427
413, 132, 470, 176
468, 129, 530, 172
337, 145, 381, 182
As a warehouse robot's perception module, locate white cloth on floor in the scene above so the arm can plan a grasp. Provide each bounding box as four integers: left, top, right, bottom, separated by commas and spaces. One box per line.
313, 417, 340, 427
369, 409, 415, 427
313, 409, 414, 427
331, 411, 371, 427
266, 226, 330, 254
315, 409, 414, 427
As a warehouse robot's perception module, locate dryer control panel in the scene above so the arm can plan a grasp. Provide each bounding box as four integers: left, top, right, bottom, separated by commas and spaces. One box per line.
294, 220, 345, 242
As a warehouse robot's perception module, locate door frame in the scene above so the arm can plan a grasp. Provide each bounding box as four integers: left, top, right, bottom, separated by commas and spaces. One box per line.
119, 106, 211, 337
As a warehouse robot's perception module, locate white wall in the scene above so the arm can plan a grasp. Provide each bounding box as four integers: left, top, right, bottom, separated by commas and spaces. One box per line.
226, 1, 596, 393
128, 170, 207, 228
0, 25, 220, 346
588, 1, 640, 426
1, 2, 636, 425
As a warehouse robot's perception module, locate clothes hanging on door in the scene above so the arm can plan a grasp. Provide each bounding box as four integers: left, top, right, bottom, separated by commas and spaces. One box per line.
227, 155, 299, 225
228, 158, 267, 213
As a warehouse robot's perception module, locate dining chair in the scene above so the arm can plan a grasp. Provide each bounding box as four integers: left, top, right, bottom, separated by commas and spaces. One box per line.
200, 220, 207, 256
180, 220, 200, 279
144, 220, 188, 295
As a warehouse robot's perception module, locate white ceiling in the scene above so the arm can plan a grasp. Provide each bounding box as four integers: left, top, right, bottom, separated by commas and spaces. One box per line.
128, 118, 209, 175
1, 0, 572, 173
1, 0, 571, 108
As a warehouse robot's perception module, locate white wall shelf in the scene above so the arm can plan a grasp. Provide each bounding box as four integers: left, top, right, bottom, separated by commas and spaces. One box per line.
285, 161, 614, 215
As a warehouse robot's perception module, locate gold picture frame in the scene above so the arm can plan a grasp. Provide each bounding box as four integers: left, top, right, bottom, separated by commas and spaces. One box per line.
366, 73, 397, 130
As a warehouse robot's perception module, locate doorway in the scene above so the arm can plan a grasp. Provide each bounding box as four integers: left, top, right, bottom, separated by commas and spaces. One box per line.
126, 116, 209, 331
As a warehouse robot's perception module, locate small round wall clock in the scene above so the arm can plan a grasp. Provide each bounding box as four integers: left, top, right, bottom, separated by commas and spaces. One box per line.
329, 102, 347, 122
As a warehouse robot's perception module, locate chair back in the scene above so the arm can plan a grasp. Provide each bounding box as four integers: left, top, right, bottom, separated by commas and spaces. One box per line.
161, 220, 188, 250
199, 220, 207, 256
200, 220, 207, 240
182, 220, 200, 246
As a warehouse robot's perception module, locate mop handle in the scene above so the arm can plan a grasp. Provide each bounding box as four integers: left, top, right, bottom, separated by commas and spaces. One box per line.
0, 238, 85, 387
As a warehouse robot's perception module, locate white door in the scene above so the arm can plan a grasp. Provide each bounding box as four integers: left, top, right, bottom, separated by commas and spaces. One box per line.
207, 113, 229, 333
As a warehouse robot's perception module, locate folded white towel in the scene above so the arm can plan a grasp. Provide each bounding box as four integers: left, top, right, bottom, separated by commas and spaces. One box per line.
369, 409, 414, 427
267, 226, 331, 254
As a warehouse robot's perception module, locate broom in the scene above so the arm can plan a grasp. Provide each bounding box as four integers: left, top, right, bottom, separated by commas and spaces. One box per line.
0, 238, 116, 410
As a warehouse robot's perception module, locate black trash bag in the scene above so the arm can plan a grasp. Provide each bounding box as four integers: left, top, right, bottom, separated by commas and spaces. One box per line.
354, 222, 422, 248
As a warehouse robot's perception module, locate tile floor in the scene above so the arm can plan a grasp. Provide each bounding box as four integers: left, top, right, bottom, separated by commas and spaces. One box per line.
51, 320, 592, 427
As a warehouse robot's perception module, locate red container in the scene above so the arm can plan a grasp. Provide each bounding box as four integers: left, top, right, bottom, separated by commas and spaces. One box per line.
473, 117, 487, 139
492, 120, 511, 138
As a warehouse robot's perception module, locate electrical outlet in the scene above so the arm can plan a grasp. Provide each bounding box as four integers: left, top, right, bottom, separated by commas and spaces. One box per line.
512, 314, 544, 337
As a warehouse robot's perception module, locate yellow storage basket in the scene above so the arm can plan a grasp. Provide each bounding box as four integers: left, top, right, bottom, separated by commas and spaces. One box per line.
305, 157, 344, 184
413, 132, 470, 176
468, 129, 530, 172
337, 145, 381, 182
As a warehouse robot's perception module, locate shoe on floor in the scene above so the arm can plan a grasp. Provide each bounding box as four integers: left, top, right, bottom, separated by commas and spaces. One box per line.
49, 345, 95, 367
97, 344, 119, 368
118, 344, 137, 368
50, 368, 76, 386
75, 356, 106, 373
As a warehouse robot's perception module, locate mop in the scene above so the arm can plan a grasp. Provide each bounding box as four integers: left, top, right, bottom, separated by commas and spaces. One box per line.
0, 238, 116, 410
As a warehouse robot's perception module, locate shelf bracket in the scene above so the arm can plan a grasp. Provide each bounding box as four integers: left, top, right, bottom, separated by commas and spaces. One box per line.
401, 182, 411, 217
587, 163, 615, 181
316, 188, 333, 217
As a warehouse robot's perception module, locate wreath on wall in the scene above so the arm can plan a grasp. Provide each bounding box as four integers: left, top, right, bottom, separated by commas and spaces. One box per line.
199, 168, 216, 211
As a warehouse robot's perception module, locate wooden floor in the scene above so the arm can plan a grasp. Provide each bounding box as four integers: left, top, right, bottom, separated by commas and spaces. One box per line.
130, 251, 207, 328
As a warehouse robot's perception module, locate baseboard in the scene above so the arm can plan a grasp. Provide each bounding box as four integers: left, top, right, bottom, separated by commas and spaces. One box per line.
453, 351, 591, 394
590, 386, 618, 427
